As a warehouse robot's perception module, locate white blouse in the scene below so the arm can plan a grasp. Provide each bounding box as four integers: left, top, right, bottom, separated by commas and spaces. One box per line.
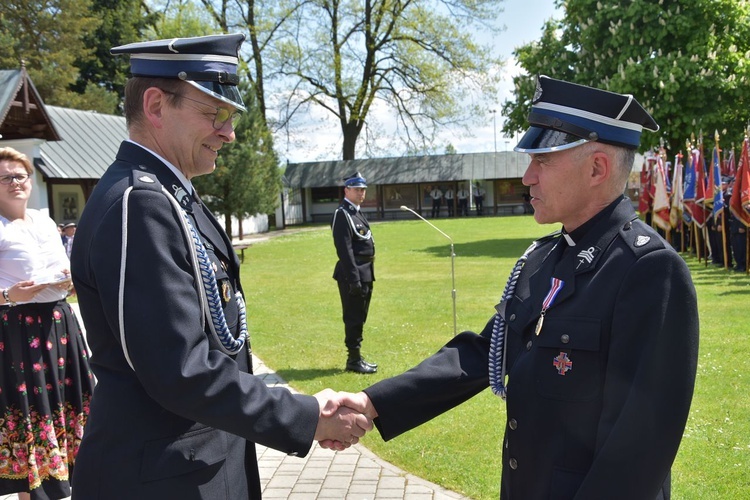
0, 209, 70, 304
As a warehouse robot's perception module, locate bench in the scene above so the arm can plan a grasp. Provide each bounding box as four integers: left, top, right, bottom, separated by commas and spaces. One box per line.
233, 243, 251, 263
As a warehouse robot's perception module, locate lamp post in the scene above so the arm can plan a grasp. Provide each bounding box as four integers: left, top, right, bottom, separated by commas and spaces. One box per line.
400, 206, 457, 336
490, 109, 497, 154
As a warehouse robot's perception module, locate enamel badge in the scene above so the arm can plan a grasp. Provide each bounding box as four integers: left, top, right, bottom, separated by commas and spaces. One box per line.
553, 351, 573, 375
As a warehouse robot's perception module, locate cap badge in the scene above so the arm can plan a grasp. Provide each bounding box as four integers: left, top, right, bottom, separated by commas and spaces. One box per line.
635, 235, 651, 247
553, 351, 573, 375
532, 78, 543, 103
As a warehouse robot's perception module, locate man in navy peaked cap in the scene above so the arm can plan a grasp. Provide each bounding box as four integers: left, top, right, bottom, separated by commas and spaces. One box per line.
331, 172, 379, 374
70, 34, 371, 499
337, 75, 699, 499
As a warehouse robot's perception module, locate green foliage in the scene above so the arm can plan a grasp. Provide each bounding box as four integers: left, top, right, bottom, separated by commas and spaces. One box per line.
72, 0, 158, 113
244, 216, 750, 499
193, 84, 281, 231
0, 0, 102, 108
503, 0, 750, 154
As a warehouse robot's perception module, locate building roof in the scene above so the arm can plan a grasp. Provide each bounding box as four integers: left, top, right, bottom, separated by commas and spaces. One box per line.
36, 106, 127, 180
0, 68, 61, 142
284, 151, 529, 188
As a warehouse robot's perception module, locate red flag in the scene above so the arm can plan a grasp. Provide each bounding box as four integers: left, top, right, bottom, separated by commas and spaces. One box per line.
652, 156, 671, 231
638, 158, 652, 216
730, 138, 750, 227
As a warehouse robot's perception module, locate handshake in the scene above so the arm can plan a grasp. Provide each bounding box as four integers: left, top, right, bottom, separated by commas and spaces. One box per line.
312, 389, 377, 450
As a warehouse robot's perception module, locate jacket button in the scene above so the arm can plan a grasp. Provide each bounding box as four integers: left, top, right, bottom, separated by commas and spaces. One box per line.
509, 314, 516, 321
508, 418, 518, 430
509, 458, 518, 470
561, 334, 570, 344
526, 340, 532, 351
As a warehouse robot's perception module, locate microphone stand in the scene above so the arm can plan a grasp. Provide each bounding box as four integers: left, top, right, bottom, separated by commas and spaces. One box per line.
400, 206, 457, 336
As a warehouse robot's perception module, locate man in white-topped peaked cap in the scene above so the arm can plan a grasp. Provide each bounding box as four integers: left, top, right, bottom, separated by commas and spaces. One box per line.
71, 34, 371, 499
333, 75, 699, 500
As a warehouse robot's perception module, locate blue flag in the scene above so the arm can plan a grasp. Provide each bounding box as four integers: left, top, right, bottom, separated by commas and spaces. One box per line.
712, 147, 724, 218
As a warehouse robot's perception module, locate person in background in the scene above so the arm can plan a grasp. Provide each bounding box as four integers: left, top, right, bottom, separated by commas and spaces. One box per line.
444, 186, 455, 216
474, 182, 485, 215
457, 184, 470, 216
429, 185, 443, 217
70, 34, 370, 499
335, 75, 700, 500
0, 147, 94, 500
61, 223, 76, 259
331, 173, 378, 374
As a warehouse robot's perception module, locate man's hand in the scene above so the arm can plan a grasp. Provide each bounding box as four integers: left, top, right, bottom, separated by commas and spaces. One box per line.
348, 282, 362, 296
313, 389, 373, 451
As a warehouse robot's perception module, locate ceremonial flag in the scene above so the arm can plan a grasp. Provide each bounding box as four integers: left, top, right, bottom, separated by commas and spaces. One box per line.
711, 146, 724, 218
730, 138, 750, 227
669, 154, 684, 229
685, 150, 707, 227
724, 148, 736, 178
652, 155, 671, 231
638, 158, 652, 216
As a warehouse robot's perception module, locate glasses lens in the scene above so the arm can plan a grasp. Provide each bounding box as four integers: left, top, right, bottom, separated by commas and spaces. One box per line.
1, 174, 28, 185
212, 108, 242, 130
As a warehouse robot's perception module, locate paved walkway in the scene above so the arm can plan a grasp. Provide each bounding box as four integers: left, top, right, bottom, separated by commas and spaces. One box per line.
2, 301, 471, 499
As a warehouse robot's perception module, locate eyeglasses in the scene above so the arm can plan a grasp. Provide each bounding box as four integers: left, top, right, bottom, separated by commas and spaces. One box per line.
162, 90, 242, 130
0, 174, 29, 185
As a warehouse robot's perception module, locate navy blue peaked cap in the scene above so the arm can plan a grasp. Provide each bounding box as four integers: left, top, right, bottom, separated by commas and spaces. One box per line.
515, 75, 659, 153
344, 172, 367, 188
111, 33, 247, 111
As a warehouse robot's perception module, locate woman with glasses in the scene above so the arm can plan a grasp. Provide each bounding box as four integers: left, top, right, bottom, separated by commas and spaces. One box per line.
0, 147, 95, 500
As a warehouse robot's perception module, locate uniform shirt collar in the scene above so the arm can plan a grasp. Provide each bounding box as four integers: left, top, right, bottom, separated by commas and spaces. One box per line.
127, 139, 194, 195
344, 198, 360, 211
562, 196, 622, 246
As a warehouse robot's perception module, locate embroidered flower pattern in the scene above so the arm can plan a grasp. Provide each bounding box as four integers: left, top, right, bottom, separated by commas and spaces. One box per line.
0, 304, 94, 490
0, 402, 89, 489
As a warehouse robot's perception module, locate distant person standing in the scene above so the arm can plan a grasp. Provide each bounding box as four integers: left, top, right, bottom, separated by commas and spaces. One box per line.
474, 183, 485, 215
430, 186, 443, 217
457, 184, 470, 216
62, 222, 76, 258
444, 186, 455, 216
332, 173, 378, 374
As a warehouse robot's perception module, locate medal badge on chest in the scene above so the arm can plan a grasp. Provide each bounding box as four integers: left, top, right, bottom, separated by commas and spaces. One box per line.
553, 351, 573, 375
535, 277, 564, 336
221, 281, 232, 302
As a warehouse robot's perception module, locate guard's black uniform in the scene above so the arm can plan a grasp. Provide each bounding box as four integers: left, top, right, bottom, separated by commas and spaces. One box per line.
70, 142, 319, 499
364, 197, 699, 499
332, 199, 375, 368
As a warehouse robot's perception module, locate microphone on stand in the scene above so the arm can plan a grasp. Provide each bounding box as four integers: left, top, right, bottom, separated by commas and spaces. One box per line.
400, 205, 457, 336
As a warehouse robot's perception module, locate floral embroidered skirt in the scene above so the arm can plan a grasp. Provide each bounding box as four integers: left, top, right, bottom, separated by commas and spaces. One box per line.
0, 300, 94, 499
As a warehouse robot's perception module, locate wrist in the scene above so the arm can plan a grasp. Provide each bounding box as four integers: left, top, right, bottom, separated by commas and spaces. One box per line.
3, 287, 16, 307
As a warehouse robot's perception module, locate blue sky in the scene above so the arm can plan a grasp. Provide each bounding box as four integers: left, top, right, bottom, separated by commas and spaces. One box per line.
278, 1, 562, 162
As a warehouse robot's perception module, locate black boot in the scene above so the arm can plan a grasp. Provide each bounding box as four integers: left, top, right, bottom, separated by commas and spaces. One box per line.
346, 348, 377, 374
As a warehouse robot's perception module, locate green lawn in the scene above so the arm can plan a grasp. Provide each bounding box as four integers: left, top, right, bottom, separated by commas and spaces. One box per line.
243, 215, 750, 499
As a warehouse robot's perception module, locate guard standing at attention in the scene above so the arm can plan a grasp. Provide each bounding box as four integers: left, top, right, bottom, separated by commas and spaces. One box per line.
332, 173, 378, 374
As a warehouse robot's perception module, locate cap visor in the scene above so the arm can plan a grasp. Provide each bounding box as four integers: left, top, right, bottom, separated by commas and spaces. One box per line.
187, 81, 246, 112
514, 126, 589, 153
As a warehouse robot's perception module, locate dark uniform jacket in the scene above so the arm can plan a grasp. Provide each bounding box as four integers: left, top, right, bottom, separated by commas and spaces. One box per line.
70, 141, 319, 499
364, 196, 699, 500
332, 200, 375, 284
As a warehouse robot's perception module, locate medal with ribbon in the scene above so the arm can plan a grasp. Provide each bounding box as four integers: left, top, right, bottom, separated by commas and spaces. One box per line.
535, 277, 564, 336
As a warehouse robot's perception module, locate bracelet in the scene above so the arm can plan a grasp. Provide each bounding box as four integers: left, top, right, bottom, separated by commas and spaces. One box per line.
3, 288, 16, 307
